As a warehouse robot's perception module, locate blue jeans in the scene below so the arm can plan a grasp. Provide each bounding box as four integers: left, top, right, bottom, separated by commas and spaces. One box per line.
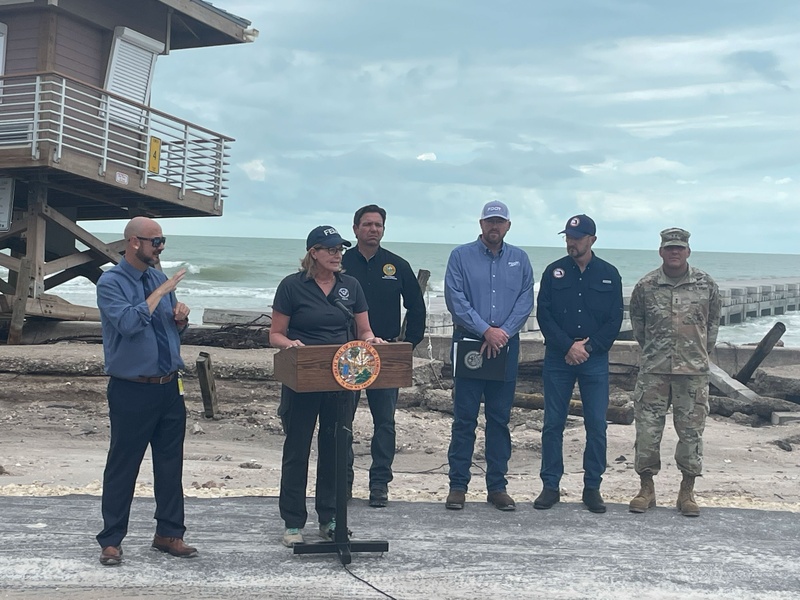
541, 349, 609, 490
447, 335, 519, 493
356, 387, 398, 491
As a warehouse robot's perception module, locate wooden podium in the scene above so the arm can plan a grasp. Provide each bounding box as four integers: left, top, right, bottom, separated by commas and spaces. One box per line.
273, 342, 412, 564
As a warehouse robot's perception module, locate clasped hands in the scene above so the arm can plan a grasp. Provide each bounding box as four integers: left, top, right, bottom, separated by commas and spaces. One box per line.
480, 326, 508, 358
565, 338, 590, 366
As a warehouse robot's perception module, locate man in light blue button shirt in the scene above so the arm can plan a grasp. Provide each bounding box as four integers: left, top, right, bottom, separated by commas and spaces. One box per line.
443, 201, 534, 511
95, 217, 197, 566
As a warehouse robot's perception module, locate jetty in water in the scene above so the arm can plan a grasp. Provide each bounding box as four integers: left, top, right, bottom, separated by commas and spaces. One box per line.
415, 277, 800, 336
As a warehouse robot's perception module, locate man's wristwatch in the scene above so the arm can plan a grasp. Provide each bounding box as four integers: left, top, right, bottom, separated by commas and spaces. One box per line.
584, 339, 592, 354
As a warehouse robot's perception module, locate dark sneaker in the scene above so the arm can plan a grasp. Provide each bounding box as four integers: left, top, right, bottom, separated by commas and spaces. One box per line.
99, 545, 122, 566
582, 488, 607, 514
369, 488, 388, 508
533, 487, 560, 510
445, 489, 466, 510
151, 534, 198, 558
487, 490, 516, 511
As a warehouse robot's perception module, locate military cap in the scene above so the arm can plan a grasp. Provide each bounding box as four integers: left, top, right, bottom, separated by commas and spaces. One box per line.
660, 227, 690, 248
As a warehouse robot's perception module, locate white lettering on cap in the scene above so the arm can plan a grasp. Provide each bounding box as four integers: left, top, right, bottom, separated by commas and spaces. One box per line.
487, 206, 501, 212
323, 228, 337, 235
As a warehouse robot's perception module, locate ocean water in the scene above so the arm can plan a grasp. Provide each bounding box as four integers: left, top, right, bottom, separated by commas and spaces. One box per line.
4, 234, 800, 346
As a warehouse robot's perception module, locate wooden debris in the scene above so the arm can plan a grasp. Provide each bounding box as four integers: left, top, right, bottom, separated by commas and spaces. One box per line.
196, 351, 219, 419
734, 322, 786, 384
772, 412, 800, 426
513, 392, 634, 425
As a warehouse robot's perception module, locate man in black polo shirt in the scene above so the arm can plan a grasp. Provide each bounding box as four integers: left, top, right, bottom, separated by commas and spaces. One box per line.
341, 204, 426, 507
535, 214, 623, 514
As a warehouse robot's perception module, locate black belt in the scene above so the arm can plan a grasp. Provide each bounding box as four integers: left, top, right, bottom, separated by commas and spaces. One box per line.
120, 372, 177, 385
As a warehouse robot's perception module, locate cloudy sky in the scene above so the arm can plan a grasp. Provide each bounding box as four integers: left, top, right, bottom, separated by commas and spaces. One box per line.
131, 0, 799, 252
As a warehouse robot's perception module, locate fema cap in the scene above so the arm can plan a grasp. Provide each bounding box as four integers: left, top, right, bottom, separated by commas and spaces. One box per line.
559, 214, 596, 238
660, 227, 690, 249
480, 200, 510, 221
306, 226, 352, 250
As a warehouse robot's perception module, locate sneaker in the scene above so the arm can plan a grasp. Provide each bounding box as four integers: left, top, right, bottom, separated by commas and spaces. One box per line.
369, 488, 388, 508
487, 490, 516, 511
533, 487, 560, 510
582, 488, 607, 514
319, 520, 335, 540
282, 527, 304, 547
319, 519, 351, 541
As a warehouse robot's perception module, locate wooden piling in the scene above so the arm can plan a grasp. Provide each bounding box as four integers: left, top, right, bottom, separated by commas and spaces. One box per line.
196, 351, 219, 419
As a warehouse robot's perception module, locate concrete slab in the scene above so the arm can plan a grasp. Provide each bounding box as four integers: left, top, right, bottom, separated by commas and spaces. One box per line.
1, 495, 799, 599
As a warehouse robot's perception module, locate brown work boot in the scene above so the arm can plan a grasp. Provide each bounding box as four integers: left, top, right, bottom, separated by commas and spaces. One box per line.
99, 545, 122, 566
676, 473, 700, 517
629, 472, 657, 513
487, 490, 516, 511
151, 534, 199, 558
445, 489, 466, 510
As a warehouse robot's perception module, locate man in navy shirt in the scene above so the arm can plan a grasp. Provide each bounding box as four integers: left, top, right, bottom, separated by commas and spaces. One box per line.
342, 204, 426, 508
535, 214, 623, 513
444, 201, 534, 512
95, 217, 196, 566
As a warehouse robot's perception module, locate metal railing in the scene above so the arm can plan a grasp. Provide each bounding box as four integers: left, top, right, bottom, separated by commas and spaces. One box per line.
0, 72, 233, 208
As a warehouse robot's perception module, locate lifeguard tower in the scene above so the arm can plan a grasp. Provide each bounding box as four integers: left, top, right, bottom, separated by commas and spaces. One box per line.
0, 0, 256, 343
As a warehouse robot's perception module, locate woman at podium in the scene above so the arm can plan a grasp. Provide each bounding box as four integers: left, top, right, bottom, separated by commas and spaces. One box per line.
270, 225, 383, 548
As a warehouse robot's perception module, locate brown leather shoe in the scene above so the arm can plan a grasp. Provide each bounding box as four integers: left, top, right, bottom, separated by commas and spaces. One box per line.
151, 534, 198, 558
99, 545, 122, 566
445, 489, 466, 510
487, 490, 516, 511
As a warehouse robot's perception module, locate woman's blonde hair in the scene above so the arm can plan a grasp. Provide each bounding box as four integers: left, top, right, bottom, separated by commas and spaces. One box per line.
299, 250, 319, 279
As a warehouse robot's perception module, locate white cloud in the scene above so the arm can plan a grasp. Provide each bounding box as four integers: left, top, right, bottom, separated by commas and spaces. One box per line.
416, 152, 437, 161
240, 159, 267, 181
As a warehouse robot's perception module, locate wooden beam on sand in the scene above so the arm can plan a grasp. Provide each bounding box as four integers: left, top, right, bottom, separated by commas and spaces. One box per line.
733, 322, 786, 384
709, 363, 762, 403
514, 392, 634, 425
196, 351, 219, 419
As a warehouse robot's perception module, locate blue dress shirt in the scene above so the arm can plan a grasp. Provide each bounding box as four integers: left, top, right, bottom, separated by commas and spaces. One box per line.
97, 257, 185, 379
444, 237, 534, 338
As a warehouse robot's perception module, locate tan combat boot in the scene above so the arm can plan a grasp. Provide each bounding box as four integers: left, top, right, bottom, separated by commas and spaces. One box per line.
629, 472, 656, 513
676, 473, 700, 517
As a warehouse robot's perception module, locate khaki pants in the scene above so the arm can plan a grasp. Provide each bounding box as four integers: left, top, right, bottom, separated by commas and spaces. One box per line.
633, 373, 709, 477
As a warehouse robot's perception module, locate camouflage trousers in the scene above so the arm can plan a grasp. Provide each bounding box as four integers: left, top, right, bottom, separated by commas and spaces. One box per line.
633, 373, 709, 477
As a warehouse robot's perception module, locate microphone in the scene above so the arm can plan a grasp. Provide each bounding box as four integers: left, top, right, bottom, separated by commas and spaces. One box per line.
331, 298, 354, 320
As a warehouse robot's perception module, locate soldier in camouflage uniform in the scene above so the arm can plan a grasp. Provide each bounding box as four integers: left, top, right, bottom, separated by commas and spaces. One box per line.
628, 228, 721, 517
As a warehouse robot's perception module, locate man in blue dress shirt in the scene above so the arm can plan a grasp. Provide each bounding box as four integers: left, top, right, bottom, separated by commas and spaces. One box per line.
535, 214, 623, 513
95, 216, 197, 566
444, 201, 534, 511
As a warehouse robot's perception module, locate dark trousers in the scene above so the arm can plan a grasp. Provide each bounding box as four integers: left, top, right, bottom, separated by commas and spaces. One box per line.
447, 335, 520, 493
96, 377, 187, 548
540, 349, 609, 490
279, 386, 350, 529
349, 387, 399, 492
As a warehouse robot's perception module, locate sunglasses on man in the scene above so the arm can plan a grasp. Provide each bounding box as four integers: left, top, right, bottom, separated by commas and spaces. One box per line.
136, 236, 167, 247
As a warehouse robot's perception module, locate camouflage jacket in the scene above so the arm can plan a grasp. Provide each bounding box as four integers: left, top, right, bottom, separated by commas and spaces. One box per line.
630, 266, 721, 375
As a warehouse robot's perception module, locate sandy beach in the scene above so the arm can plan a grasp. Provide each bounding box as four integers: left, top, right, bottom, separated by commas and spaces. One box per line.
2, 343, 800, 511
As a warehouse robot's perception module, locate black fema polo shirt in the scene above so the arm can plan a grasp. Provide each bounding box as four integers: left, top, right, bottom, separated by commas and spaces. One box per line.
272, 271, 368, 346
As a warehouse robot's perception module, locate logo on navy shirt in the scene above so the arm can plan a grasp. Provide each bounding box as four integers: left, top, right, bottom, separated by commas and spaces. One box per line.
338, 287, 350, 300
553, 268, 565, 279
